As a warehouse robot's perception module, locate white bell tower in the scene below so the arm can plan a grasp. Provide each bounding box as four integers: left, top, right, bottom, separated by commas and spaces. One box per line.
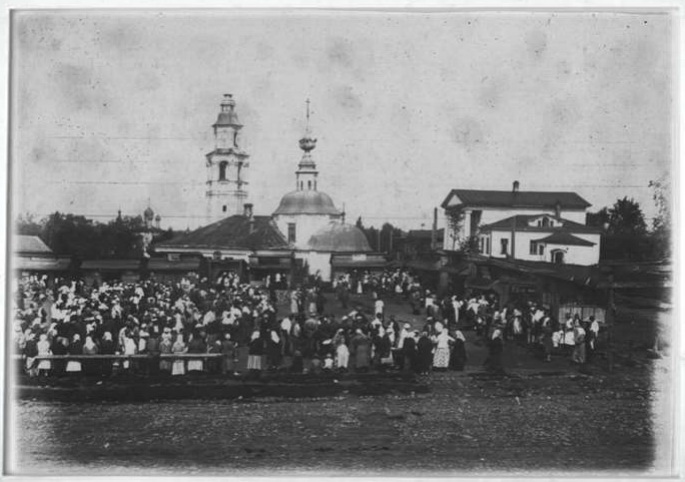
205, 94, 250, 224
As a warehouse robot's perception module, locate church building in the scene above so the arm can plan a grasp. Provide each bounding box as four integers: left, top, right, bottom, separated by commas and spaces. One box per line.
155, 94, 384, 283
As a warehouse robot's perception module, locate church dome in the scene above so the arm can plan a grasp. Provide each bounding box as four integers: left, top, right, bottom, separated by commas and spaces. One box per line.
307, 222, 372, 252
273, 190, 341, 216
144, 206, 155, 221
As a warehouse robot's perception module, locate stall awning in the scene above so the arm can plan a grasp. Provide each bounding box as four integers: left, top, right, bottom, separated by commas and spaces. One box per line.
80, 259, 142, 271
249, 257, 293, 269
331, 254, 388, 268
147, 257, 202, 272
15, 256, 71, 272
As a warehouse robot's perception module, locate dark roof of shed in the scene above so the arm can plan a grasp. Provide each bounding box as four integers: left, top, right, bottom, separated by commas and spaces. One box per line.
533, 232, 596, 247
479, 214, 602, 234
441, 189, 591, 210
156, 215, 289, 252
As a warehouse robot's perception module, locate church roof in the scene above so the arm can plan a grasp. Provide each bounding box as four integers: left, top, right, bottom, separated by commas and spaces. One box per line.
307, 222, 372, 253
441, 189, 591, 210
213, 111, 242, 127
156, 215, 289, 252
273, 190, 341, 216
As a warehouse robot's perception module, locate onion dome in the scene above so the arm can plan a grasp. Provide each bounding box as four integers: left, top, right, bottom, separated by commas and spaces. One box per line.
307, 222, 372, 252
273, 190, 341, 216
213, 94, 242, 127
143, 206, 155, 221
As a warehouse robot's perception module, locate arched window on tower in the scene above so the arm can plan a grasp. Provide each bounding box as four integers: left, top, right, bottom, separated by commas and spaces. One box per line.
219, 161, 228, 181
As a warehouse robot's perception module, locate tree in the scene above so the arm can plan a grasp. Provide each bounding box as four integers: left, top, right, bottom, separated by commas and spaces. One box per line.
15, 212, 43, 236
607, 197, 647, 235
586, 207, 610, 229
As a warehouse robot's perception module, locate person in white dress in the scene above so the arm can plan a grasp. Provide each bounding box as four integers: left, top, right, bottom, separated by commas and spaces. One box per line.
36, 334, 52, 376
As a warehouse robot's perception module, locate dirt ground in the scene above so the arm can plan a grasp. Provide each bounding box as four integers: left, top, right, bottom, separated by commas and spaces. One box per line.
9, 292, 673, 476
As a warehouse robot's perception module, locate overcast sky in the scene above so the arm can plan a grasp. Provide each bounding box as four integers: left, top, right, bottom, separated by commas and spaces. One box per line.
11, 9, 674, 230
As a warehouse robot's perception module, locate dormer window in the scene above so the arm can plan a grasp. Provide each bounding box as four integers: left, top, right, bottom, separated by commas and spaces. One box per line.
541, 217, 550, 228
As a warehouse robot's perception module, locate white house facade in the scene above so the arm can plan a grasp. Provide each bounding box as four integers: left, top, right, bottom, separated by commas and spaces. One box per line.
441, 182, 592, 251
477, 213, 602, 266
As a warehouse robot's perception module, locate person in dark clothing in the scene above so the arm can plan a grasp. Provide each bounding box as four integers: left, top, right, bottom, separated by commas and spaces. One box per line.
51, 337, 68, 377
449, 330, 467, 371
484, 329, 504, 374
416, 331, 433, 375
99, 331, 116, 377
401, 333, 417, 373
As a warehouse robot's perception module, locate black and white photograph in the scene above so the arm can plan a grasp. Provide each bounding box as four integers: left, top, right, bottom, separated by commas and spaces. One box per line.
4, 4, 680, 478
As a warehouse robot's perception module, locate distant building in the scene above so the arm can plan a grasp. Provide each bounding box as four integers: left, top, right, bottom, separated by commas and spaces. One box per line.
205, 94, 250, 224
441, 182, 599, 266
13, 235, 71, 277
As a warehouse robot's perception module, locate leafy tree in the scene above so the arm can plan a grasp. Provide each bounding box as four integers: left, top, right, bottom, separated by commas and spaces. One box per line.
586, 207, 610, 229
15, 212, 43, 236
607, 197, 647, 235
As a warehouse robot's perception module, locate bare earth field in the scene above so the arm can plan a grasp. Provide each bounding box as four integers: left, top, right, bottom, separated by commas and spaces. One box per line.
8, 294, 673, 476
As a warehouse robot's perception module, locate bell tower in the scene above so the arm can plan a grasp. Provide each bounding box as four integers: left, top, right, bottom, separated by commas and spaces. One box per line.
205, 94, 250, 224
295, 99, 319, 192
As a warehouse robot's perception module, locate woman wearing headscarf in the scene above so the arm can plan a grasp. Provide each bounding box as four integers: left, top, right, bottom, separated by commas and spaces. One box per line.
23, 331, 38, 377
349, 328, 371, 373
159, 329, 173, 374
266, 330, 282, 370
484, 329, 504, 373
36, 333, 52, 377
333, 328, 349, 371
221, 333, 237, 376
402, 330, 417, 373
66, 334, 83, 374
449, 330, 467, 371
171, 334, 187, 376
432, 326, 454, 372
187, 332, 207, 373
82, 335, 99, 376
100, 331, 116, 377
416, 331, 433, 375
247, 331, 264, 372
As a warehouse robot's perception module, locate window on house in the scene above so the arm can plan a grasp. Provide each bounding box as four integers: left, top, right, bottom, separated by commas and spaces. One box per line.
308, 180, 312, 190
537, 220, 542, 227
552, 250, 564, 264
288, 223, 296, 243
219, 161, 228, 181
542, 217, 550, 227
222, 205, 227, 213
500, 238, 508, 255
486, 237, 490, 254
529, 241, 537, 255
538, 244, 545, 255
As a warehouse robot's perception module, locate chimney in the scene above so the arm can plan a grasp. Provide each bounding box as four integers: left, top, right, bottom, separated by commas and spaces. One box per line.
512, 180, 520, 193
554, 201, 561, 219
431, 207, 438, 250
243, 203, 254, 219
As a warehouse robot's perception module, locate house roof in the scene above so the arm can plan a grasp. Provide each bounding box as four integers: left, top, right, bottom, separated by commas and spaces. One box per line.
441, 189, 591, 210
533, 232, 596, 247
156, 215, 290, 252
14, 235, 53, 254
479, 214, 602, 234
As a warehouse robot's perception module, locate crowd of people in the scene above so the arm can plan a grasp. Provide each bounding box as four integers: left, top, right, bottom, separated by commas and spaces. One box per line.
13, 268, 603, 380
